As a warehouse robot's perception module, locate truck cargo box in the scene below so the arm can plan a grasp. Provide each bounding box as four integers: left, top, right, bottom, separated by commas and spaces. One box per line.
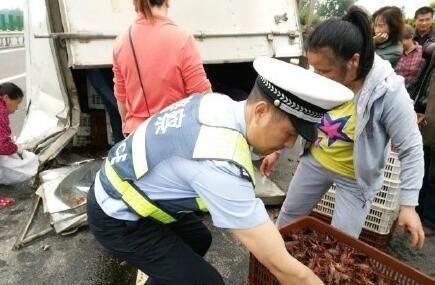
20, 0, 302, 162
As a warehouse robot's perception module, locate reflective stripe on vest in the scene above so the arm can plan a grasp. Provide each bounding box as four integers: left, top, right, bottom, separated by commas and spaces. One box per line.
130, 124, 255, 186
195, 197, 208, 212
106, 106, 255, 223
104, 161, 176, 224
192, 125, 256, 185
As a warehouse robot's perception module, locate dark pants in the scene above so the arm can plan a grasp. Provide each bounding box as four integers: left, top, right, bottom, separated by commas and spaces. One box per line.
86, 187, 225, 285
417, 146, 435, 230
87, 68, 124, 144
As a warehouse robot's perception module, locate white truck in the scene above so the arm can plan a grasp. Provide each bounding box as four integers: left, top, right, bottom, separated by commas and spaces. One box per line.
20, 0, 303, 163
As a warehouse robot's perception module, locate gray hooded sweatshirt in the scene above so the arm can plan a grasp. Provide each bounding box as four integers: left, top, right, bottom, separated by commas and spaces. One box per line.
305, 55, 424, 206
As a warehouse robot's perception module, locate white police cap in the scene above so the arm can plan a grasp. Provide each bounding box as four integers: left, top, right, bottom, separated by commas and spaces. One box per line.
253, 57, 353, 141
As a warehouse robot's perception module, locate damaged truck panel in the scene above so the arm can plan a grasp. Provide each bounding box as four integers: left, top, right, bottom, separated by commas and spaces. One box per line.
19, 0, 80, 163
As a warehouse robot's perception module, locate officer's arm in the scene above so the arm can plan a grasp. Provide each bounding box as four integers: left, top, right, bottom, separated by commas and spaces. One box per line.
231, 219, 324, 285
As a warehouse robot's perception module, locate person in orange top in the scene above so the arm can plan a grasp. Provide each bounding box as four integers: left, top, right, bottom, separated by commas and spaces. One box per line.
113, 0, 212, 135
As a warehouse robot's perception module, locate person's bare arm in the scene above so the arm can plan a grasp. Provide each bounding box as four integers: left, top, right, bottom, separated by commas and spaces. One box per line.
112, 48, 127, 135
232, 220, 324, 285
117, 101, 126, 123
201, 88, 212, 94
117, 101, 127, 136
259, 152, 280, 176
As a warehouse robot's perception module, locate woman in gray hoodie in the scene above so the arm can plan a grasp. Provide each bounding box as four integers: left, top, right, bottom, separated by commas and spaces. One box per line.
266, 6, 425, 249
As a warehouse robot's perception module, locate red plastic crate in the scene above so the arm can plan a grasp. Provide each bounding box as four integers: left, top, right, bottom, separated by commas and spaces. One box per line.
247, 216, 434, 285
310, 211, 396, 249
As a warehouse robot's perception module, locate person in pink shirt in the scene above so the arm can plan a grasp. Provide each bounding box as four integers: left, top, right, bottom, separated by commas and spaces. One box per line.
0, 83, 23, 156
113, 0, 212, 135
0, 82, 39, 185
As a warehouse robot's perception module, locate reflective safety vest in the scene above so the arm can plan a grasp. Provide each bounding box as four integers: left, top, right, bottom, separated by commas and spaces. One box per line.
99, 94, 255, 224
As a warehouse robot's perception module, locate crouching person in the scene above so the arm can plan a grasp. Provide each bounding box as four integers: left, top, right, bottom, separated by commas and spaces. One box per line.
86, 57, 353, 285
0, 83, 39, 185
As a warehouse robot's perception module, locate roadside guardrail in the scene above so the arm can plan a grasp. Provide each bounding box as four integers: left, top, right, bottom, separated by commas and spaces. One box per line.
0, 32, 24, 48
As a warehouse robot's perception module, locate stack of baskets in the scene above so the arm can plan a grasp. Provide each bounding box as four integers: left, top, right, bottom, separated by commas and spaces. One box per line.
312, 151, 401, 248
87, 79, 105, 110
105, 112, 114, 145
88, 79, 115, 146
72, 113, 91, 147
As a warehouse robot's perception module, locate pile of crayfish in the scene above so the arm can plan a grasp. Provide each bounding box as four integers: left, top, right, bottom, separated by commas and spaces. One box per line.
284, 228, 399, 285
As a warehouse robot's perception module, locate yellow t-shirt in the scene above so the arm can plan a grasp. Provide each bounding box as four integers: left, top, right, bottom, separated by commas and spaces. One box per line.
310, 100, 356, 179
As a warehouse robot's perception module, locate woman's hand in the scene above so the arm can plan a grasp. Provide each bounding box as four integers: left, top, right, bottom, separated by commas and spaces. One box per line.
417, 113, 426, 129
373, 32, 389, 44
260, 152, 280, 176
398, 206, 425, 249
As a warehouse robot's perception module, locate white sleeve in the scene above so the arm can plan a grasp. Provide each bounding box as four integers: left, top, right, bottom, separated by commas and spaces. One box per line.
190, 160, 269, 229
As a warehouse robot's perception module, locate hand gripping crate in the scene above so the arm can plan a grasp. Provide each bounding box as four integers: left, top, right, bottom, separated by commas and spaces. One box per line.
247, 216, 434, 285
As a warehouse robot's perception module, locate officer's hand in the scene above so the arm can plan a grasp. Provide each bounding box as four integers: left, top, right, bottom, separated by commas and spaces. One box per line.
260, 152, 280, 176
398, 206, 425, 249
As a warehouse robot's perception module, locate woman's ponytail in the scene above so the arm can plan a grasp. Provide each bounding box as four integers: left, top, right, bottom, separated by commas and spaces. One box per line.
342, 6, 374, 79
133, 0, 166, 20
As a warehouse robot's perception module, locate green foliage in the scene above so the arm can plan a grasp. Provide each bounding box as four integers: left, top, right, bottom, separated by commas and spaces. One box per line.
0, 9, 23, 31
431, 1, 435, 10
299, 3, 322, 26
298, 0, 356, 28
405, 18, 414, 26
317, 0, 356, 18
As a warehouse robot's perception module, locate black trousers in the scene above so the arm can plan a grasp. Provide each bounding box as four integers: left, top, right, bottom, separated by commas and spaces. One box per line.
418, 146, 435, 230
87, 187, 225, 285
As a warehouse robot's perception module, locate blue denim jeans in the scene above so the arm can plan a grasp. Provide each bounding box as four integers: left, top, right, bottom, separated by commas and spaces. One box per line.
87, 68, 124, 144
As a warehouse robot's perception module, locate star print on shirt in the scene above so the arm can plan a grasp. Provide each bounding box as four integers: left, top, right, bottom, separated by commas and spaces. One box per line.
317, 113, 353, 146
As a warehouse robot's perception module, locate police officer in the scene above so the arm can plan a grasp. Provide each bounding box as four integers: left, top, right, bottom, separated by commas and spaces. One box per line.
86, 57, 353, 285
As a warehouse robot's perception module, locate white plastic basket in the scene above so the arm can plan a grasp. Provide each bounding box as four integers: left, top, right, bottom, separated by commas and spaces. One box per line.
72, 135, 91, 147
375, 151, 401, 209
364, 206, 398, 234
87, 79, 105, 110
314, 185, 399, 235
105, 111, 114, 145
373, 178, 401, 209
76, 125, 91, 136
314, 151, 401, 235
72, 113, 91, 147
383, 151, 400, 182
